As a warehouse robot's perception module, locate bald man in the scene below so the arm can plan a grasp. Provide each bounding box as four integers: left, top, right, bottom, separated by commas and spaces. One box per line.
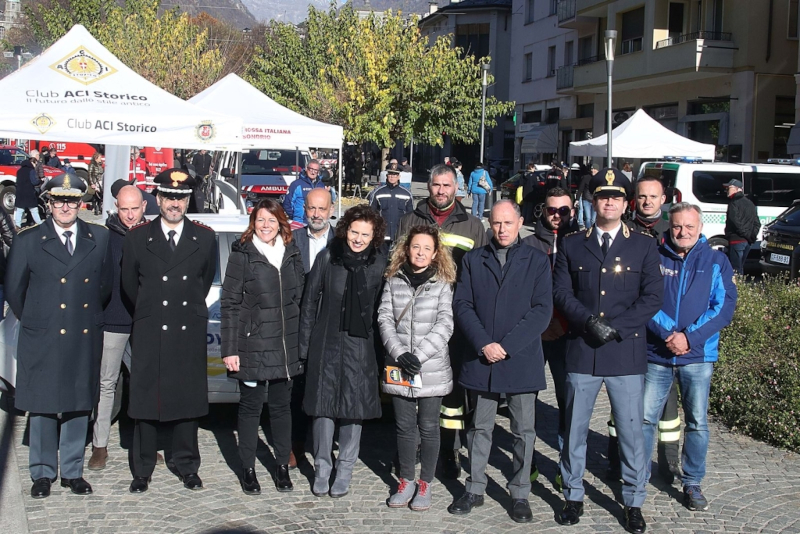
88, 185, 148, 469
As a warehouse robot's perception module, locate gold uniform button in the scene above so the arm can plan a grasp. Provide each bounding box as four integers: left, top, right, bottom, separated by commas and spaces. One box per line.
61, 278, 66, 284
83, 329, 89, 334
60, 329, 66, 334
60, 303, 66, 309
599, 312, 605, 317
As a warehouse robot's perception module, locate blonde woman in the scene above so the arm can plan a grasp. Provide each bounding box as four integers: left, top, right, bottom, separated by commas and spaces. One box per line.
378, 225, 456, 511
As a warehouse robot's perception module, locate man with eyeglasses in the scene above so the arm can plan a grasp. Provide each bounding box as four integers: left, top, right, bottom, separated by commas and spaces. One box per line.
283, 159, 326, 225
6, 173, 113, 499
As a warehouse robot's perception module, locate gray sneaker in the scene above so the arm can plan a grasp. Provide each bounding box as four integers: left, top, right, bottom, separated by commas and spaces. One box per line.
388, 478, 416, 508
410, 480, 432, 511
684, 485, 709, 511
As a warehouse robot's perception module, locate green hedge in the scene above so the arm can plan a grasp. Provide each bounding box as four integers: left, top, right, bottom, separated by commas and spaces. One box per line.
711, 275, 800, 452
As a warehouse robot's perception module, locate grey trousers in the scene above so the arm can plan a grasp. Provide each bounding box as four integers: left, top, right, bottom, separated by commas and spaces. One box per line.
561, 373, 647, 507
312, 417, 362, 489
465, 391, 537, 500
29, 412, 90, 480
92, 332, 130, 448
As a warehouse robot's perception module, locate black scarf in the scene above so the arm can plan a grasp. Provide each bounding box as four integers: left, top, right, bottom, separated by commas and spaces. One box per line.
401, 263, 435, 289
339, 243, 374, 339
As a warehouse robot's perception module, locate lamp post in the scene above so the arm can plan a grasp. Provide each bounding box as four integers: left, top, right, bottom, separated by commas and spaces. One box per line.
479, 63, 490, 165
604, 30, 617, 168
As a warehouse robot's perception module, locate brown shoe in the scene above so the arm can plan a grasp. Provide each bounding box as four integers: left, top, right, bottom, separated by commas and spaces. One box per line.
288, 451, 298, 469
156, 452, 165, 465
87, 447, 108, 470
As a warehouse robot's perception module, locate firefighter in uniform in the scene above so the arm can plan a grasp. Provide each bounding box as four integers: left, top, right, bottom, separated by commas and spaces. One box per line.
553, 168, 663, 534
396, 163, 487, 478
121, 168, 216, 494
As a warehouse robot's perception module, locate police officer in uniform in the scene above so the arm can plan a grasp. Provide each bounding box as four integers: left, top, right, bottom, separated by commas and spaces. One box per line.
121, 168, 216, 493
553, 168, 663, 534
5, 173, 112, 498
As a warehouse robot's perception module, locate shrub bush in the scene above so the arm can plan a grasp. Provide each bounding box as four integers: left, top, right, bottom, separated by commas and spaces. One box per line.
711, 275, 800, 452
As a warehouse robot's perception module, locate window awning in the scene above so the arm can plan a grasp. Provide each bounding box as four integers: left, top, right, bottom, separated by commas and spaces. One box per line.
520, 124, 558, 154
787, 123, 800, 156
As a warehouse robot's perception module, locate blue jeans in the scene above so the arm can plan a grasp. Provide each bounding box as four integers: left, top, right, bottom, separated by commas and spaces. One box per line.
581, 199, 595, 229
642, 361, 714, 487
728, 242, 750, 274
14, 207, 42, 227
471, 193, 486, 219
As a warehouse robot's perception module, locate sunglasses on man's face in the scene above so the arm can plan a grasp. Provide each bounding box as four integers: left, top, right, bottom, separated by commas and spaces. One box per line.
546, 206, 571, 216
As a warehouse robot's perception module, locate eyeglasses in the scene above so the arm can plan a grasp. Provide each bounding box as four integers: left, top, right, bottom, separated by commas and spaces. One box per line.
51, 199, 81, 209
546, 206, 571, 216
306, 167, 320, 173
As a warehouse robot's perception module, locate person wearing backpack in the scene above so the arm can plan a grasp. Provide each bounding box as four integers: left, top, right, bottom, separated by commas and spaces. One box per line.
722, 179, 760, 274
467, 164, 493, 222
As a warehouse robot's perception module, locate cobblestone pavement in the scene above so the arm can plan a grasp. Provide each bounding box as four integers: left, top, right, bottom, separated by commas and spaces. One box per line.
8, 380, 800, 534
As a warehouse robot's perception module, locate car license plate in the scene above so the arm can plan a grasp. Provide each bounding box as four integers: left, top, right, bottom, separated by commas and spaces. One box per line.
771, 253, 791, 265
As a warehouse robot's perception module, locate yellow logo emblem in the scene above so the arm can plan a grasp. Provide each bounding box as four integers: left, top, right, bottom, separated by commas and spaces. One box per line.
31, 113, 56, 134
170, 171, 189, 188
605, 169, 615, 186
63, 174, 71, 190
50, 46, 117, 85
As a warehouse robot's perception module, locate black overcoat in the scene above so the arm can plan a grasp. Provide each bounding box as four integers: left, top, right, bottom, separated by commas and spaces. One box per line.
121, 217, 216, 421
5, 218, 112, 413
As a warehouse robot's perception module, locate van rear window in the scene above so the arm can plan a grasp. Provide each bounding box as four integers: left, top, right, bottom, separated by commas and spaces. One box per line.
750, 173, 800, 208
691, 171, 740, 205
240, 149, 309, 175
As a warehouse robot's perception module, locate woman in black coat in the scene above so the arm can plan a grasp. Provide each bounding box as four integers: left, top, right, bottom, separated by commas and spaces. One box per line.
221, 199, 305, 495
299, 205, 387, 498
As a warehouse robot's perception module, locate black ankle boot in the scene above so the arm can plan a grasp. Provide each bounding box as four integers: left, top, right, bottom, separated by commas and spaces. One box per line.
240, 467, 261, 495
276, 464, 293, 492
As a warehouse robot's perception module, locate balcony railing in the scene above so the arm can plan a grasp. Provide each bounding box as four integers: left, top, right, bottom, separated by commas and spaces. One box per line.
655, 31, 733, 49
557, 0, 576, 23
577, 55, 601, 66
557, 64, 574, 89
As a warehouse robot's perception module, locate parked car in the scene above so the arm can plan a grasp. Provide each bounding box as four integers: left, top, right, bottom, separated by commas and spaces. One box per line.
760, 200, 800, 278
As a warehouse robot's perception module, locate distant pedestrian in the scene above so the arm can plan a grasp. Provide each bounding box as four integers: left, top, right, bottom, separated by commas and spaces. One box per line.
47, 148, 62, 169
14, 151, 43, 227
467, 164, 493, 221
370, 168, 413, 245
722, 179, 759, 274
283, 160, 325, 224
575, 164, 598, 229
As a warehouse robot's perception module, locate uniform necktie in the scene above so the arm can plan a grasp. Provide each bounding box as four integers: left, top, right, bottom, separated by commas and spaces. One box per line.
601, 232, 611, 257
63, 230, 73, 255
168, 230, 177, 252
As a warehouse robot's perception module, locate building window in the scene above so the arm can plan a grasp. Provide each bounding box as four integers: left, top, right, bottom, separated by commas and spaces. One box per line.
668, 2, 685, 41
564, 40, 574, 66
523, 110, 542, 123
789, 0, 799, 39
0, 27, 4, 40
644, 103, 679, 131
621, 7, 645, 54
547, 46, 556, 77
524, 52, 533, 81
550, 0, 558, 15
577, 103, 594, 119
526, 0, 536, 24
578, 36, 594, 64
455, 24, 491, 59
546, 107, 560, 124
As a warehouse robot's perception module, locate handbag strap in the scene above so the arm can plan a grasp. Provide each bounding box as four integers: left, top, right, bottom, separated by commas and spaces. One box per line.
395, 283, 426, 327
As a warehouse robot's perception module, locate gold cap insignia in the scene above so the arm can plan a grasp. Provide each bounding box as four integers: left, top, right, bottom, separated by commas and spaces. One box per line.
63, 174, 71, 190
605, 170, 615, 186
170, 171, 189, 188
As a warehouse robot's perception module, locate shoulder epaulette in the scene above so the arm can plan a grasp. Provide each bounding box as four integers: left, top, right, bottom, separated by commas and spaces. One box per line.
129, 219, 150, 231
563, 229, 583, 238
17, 223, 40, 234
190, 219, 213, 231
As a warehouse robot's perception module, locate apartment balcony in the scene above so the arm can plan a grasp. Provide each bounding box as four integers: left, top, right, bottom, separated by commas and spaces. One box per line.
556, 64, 574, 91
573, 34, 737, 93
558, 0, 596, 29
576, 0, 611, 18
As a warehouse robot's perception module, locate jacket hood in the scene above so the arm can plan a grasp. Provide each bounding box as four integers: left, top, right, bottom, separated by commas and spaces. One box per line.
298, 170, 317, 186
21, 159, 35, 169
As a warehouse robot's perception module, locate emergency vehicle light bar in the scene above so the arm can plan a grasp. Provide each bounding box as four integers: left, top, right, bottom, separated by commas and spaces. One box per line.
662, 156, 705, 163
766, 158, 800, 165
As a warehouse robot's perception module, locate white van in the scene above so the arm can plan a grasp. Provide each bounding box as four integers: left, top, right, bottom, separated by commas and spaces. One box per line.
637, 158, 800, 250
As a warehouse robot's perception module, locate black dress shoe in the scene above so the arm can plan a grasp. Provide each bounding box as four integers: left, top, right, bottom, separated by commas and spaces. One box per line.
447, 492, 484, 515
240, 468, 260, 495
31, 477, 53, 499
60, 477, 93, 495
511, 499, 533, 523
129, 476, 151, 493
181, 473, 203, 490
624, 506, 647, 534
557, 500, 584, 525
275, 464, 293, 492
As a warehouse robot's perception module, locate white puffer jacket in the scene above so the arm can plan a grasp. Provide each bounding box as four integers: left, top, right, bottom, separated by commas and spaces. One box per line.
378, 272, 454, 398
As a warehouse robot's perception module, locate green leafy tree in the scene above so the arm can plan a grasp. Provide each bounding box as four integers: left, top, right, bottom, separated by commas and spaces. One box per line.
247, 5, 514, 149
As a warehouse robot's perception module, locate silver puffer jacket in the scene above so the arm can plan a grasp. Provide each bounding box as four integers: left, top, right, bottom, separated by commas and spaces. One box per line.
378, 272, 454, 398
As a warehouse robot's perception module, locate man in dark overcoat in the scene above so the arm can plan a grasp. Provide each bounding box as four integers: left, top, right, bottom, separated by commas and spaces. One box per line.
121, 168, 216, 493
552, 168, 664, 534
5, 173, 112, 498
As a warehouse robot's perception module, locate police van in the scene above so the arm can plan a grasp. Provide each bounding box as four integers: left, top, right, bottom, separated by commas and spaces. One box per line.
637, 158, 800, 252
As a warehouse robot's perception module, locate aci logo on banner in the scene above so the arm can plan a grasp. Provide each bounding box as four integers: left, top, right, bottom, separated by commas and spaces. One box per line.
195, 121, 216, 143
31, 113, 56, 134
50, 46, 117, 85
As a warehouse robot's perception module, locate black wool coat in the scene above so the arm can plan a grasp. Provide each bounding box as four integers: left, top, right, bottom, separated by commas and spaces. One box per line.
220, 238, 305, 381
298, 239, 386, 420
5, 218, 112, 413
121, 217, 216, 422
15, 159, 40, 209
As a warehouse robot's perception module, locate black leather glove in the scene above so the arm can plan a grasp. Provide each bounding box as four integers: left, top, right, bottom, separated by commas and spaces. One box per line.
585, 315, 621, 345
397, 352, 422, 375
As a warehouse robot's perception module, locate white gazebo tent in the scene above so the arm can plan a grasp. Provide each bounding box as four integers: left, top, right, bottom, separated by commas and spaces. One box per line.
0, 24, 243, 212
569, 109, 716, 161
189, 73, 344, 212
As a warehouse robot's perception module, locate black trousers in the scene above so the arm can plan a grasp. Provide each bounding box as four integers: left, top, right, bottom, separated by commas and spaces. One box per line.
290, 373, 309, 449
238, 378, 293, 468
131, 418, 200, 478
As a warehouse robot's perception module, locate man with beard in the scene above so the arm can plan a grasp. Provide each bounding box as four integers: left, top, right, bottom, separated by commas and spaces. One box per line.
121, 168, 216, 493
522, 187, 578, 486
87, 185, 147, 470
397, 163, 487, 479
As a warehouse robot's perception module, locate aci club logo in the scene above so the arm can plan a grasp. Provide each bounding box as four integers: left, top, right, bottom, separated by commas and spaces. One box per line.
195, 121, 216, 143
31, 113, 56, 134
50, 46, 117, 85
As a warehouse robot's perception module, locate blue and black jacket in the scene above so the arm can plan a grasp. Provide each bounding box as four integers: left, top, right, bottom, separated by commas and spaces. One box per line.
647, 235, 737, 365
282, 171, 325, 224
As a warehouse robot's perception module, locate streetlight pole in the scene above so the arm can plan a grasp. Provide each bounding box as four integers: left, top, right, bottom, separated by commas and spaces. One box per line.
479, 63, 490, 165
604, 30, 617, 168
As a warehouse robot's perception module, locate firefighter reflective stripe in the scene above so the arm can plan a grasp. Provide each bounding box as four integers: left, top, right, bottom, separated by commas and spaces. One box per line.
607, 415, 617, 437
441, 406, 464, 417
440, 418, 464, 429
440, 233, 476, 252
658, 416, 681, 442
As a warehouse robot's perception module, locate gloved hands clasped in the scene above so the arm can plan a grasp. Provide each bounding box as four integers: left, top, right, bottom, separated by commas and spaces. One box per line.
397, 352, 422, 375
585, 315, 621, 345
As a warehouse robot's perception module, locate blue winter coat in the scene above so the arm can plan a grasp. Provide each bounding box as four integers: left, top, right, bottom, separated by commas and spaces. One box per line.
282, 171, 325, 224
454, 240, 553, 393
647, 235, 737, 365
467, 168, 493, 196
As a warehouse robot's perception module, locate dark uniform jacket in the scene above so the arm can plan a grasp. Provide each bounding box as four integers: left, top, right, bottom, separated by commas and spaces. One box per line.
369, 183, 413, 242
454, 240, 552, 394
5, 218, 112, 413
553, 225, 664, 376
15, 159, 41, 209
121, 216, 216, 422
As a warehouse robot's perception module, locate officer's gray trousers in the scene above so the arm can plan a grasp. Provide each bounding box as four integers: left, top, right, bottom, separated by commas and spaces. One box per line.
561, 373, 647, 508
93, 332, 130, 448
465, 391, 537, 500
29, 412, 90, 480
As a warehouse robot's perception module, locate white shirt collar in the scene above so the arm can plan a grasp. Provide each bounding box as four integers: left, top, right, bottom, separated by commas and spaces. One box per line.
161, 218, 185, 244
595, 222, 622, 247
307, 224, 330, 241
53, 219, 78, 245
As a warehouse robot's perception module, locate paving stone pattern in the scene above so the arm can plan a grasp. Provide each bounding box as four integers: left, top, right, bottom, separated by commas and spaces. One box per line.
11, 381, 800, 534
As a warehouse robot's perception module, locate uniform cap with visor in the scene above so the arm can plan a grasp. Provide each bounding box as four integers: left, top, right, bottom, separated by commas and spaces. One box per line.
44, 172, 86, 198
589, 168, 631, 198
154, 168, 196, 197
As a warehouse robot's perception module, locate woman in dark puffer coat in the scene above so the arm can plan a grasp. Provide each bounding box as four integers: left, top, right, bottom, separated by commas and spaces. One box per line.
221, 199, 305, 495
